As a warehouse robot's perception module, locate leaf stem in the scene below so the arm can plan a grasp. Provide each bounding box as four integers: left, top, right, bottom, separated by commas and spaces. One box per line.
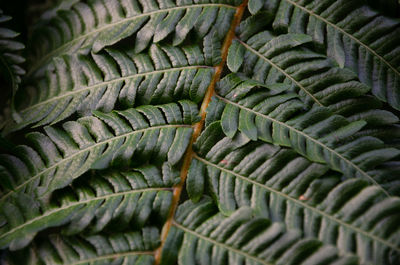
153, 1, 249, 263
70, 250, 155, 265
0, 187, 169, 247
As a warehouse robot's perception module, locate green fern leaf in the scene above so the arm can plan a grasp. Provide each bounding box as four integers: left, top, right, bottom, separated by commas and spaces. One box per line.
3, 44, 210, 134
262, 0, 400, 110
0, 164, 176, 250
0, 101, 198, 203
228, 27, 400, 127
161, 198, 365, 265
1, 1, 399, 264
187, 124, 400, 262
214, 74, 400, 194
2, 228, 159, 264
27, 0, 240, 76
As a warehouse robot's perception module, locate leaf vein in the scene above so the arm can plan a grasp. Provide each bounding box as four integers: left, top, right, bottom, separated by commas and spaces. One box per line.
193, 155, 399, 251
285, 0, 400, 77
215, 94, 389, 196
237, 39, 324, 106
28, 4, 236, 75
173, 221, 273, 265
0, 125, 190, 203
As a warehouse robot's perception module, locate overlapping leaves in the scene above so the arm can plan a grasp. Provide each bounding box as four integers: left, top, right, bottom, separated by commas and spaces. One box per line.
212, 74, 400, 195
255, 0, 400, 110
0, 101, 198, 203
228, 23, 400, 129
27, 0, 240, 76
186, 123, 400, 263
1, 0, 400, 264
0, 164, 177, 250
4, 43, 212, 133
161, 199, 368, 265
2, 227, 159, 265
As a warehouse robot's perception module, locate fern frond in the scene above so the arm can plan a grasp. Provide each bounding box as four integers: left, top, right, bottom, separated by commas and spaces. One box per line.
228, 27, 400, 125
213, 74, 400, 194
0, 101, 198, 203
28, 0, 240, 76
256, 0, 400, 110
187, 123, 400, 263
4, 43, 212, 134
161, 198, 363, 265
0, 164, 176, 250
2, 228, 159, 264
1, 1, 399, 264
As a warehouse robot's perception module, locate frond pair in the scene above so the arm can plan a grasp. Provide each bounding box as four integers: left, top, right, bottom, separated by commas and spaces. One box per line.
0, 164, 176, 250
5, 43, 212, 133
209, 74, 400, 195
228, 26, 399, 129
186, 123, 400, 263
0, 101, 198, 203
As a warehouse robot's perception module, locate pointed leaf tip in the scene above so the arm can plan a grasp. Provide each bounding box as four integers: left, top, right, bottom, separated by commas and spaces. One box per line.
248, 0, 264, 14
227, 39, 245, 72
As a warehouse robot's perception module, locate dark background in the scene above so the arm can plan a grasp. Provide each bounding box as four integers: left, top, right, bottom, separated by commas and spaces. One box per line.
0, 0, 55, 43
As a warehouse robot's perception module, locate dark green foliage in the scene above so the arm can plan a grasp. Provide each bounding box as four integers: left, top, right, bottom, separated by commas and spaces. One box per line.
0, 1, 399, 265
0, 164, 177, 250
215, 73, 400, 194
0, 101, 198, 203
3, 228, 159, 264
3, 44, 213, 133
262, 0, 400, 111
164, 198, 364, 265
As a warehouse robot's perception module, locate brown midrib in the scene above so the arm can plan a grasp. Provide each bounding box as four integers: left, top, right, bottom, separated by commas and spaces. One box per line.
153, 1, 249, 264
